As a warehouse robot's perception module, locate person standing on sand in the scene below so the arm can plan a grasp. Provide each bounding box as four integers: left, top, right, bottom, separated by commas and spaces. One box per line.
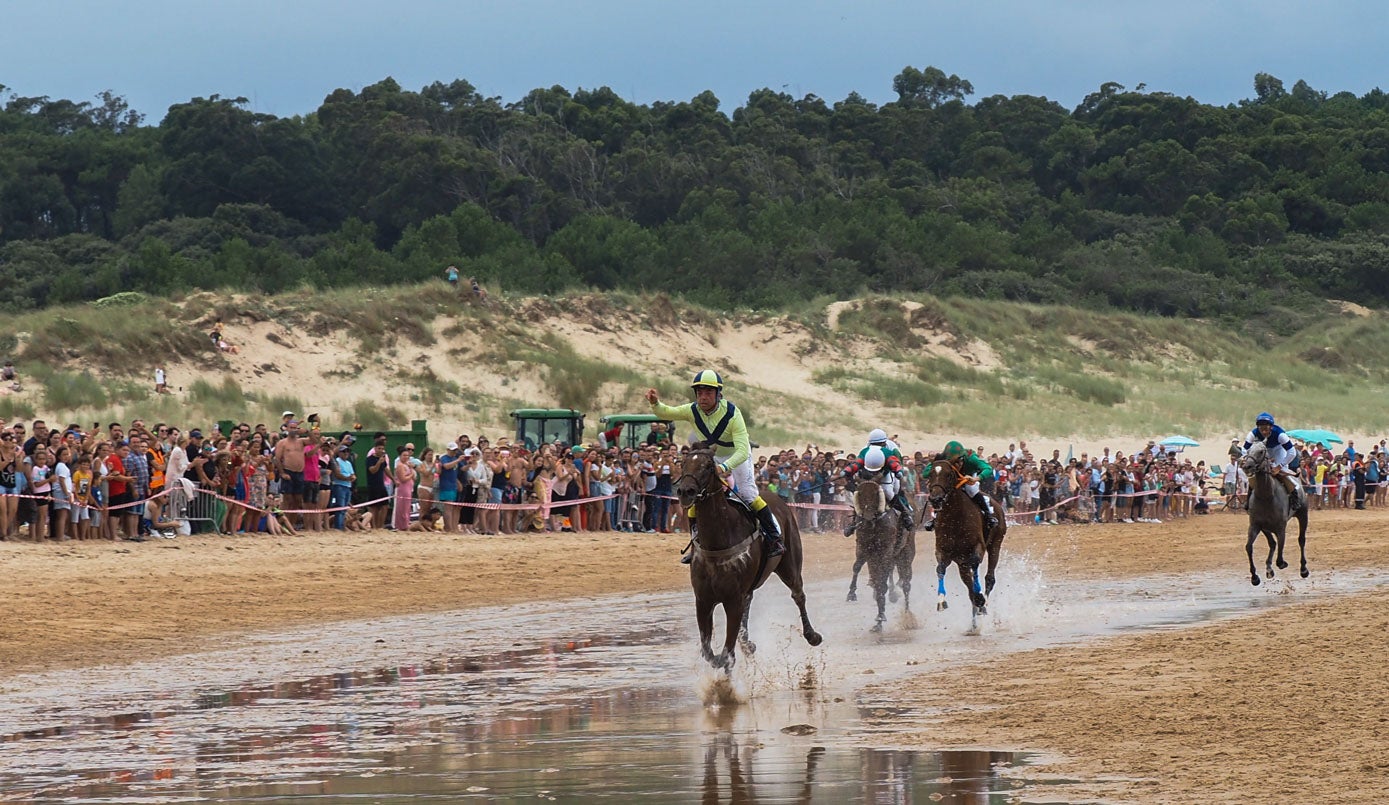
393, 444, 417, 531
273, 424, 307, 525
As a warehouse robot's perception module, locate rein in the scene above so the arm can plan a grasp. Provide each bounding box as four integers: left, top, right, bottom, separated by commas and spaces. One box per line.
679, 449, 751, 563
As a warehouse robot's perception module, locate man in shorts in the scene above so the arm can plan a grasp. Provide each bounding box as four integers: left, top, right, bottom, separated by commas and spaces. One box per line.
274, 423, 308, 522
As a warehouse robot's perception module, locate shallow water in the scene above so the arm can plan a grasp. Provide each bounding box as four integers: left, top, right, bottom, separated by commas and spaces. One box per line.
0, 553, 1380, 803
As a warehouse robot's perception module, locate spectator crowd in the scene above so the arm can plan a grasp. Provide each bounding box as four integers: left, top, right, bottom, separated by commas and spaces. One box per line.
1, 412, 1385, 543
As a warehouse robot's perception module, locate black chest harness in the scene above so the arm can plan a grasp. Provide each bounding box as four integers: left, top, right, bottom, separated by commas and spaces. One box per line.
690, 401, 737, 449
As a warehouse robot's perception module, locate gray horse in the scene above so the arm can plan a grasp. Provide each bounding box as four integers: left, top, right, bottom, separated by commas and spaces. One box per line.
1239, 442, 1309, 586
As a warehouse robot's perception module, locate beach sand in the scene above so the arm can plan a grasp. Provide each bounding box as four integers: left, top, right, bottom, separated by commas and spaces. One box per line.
2, 506, 1385, 802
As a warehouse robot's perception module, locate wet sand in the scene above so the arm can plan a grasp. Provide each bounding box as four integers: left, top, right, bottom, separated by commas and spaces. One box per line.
2, 508, 1385, 802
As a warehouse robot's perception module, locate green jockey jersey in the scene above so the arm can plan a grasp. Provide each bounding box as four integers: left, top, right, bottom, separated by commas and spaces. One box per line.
859, 443, 903, 466
651, 397, 751, 472
957, 453, 995, 480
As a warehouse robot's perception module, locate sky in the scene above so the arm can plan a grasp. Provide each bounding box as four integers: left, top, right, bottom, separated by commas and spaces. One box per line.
4, 1, 1388, 122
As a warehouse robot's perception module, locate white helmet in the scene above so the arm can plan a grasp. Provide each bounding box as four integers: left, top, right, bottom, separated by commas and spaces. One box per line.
863, 446, 886, 472
867, 428, 888, 445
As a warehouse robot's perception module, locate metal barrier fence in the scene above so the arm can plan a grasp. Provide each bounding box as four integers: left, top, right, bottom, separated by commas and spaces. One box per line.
167, 485, 219, 531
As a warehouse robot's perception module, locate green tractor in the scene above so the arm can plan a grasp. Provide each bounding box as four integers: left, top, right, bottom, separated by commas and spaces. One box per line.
598, 413, 676, 450
510, 408, 585, 451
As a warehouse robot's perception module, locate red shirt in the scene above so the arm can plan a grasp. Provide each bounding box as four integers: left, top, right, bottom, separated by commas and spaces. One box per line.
105, 454, 127, 496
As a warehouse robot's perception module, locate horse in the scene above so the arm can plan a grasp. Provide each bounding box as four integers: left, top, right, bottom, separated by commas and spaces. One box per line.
1239, 442, 1309, 586
677, 445, 822, 672
846, 477, 915, 632
925, 459, 1007, 632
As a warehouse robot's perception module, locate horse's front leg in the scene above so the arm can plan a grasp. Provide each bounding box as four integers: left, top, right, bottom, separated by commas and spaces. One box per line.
1245, 524, 1262, 586
935, 558, 949, 611
898, 558, 912, 613
871, 570, 888, 633
696, 596, 717, 666
1264, 530, 1278, 580
739, 593, 757, 656
719, 599, 745, 672
847, 556, 865, 602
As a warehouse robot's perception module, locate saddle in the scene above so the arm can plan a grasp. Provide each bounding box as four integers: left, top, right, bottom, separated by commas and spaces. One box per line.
725, 490, 757, 521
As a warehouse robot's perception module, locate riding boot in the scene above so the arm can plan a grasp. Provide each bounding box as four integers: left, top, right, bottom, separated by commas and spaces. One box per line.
842, 513, 859, 537
1282, 477, 1303, 513
891, 494, 913, 533
680, 517, 697, 564
756, 507, 785, 557
972, 491, 998, 534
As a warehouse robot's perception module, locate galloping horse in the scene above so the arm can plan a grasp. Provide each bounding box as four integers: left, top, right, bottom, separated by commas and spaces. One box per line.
678, 445, 822, 671
847, 477, 915, 632
1239, 442, 1309, 586
925, 459, 1007, 631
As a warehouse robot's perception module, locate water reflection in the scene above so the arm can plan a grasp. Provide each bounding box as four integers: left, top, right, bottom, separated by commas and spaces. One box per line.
3, 657, 1027, 803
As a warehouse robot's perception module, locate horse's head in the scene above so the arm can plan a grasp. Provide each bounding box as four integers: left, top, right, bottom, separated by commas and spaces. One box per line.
854, 475, 885, 517
1241, 441, 1269, 475
677, 443, 720, 508
927, 460, 961, 509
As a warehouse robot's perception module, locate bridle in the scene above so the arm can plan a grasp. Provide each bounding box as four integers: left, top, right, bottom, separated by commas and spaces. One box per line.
677, 449, 722, 506
1241, 445, 1272, 477
927, 459, 967, 510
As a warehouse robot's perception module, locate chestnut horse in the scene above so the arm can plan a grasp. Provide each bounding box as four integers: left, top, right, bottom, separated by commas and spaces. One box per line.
1239, 442, 1309, 586
925, 459, 1007, 632
677, 446, 822, 671
849, 477, 915, 632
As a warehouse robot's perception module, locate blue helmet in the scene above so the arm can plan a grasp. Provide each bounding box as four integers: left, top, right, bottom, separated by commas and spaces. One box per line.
1255, 412, 1275, 427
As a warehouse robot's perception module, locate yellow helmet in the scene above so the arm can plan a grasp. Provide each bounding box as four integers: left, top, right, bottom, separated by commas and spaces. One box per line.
691, 369, 724, 390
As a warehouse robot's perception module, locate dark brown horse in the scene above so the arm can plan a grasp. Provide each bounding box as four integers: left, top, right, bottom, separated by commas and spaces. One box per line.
677, 446, 822, 671
1239, 442, 1309, 586
925, 459, 1007, 632
849, 478, 915, 632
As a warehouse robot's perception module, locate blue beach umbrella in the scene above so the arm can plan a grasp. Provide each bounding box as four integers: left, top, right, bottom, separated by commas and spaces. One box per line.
1158, 435, 1200, 448
1286, 428, 1344, 448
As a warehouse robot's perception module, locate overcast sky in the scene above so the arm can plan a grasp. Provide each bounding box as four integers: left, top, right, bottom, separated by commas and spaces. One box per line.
5, 1, 1387, 121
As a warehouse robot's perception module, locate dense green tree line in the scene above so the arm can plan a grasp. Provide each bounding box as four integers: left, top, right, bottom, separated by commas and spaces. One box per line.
3, 69, 1389, 327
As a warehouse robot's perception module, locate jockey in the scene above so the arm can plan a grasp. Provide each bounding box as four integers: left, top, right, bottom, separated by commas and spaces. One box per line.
646, 370, 785, 564
923, 440, 998, 534
841, 428, 913, 536
1241, 412, 1305, 511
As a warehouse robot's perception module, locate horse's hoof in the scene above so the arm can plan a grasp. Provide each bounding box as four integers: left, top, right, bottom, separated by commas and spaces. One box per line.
1251, 575, 1261, 586
846, 591, 857, 602
870, 622, 883, 633
1266, 570, 1275, 580
1277, 559, 1289, 570
741, 640, 757, 656
804, 631, 823, 647
1300, 567, 1309, 578
937, 601, 948, 611
888, 590, 899, 603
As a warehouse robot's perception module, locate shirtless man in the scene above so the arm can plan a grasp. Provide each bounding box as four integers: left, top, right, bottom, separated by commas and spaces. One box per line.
273, 423, 307, 524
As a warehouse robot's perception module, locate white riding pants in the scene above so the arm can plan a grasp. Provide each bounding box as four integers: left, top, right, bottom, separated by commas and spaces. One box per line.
726, 460, 757, 505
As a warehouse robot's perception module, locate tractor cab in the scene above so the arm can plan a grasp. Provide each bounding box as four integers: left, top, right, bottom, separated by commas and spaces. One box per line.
598, 413, 676, 451
509, 408, 585, 452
